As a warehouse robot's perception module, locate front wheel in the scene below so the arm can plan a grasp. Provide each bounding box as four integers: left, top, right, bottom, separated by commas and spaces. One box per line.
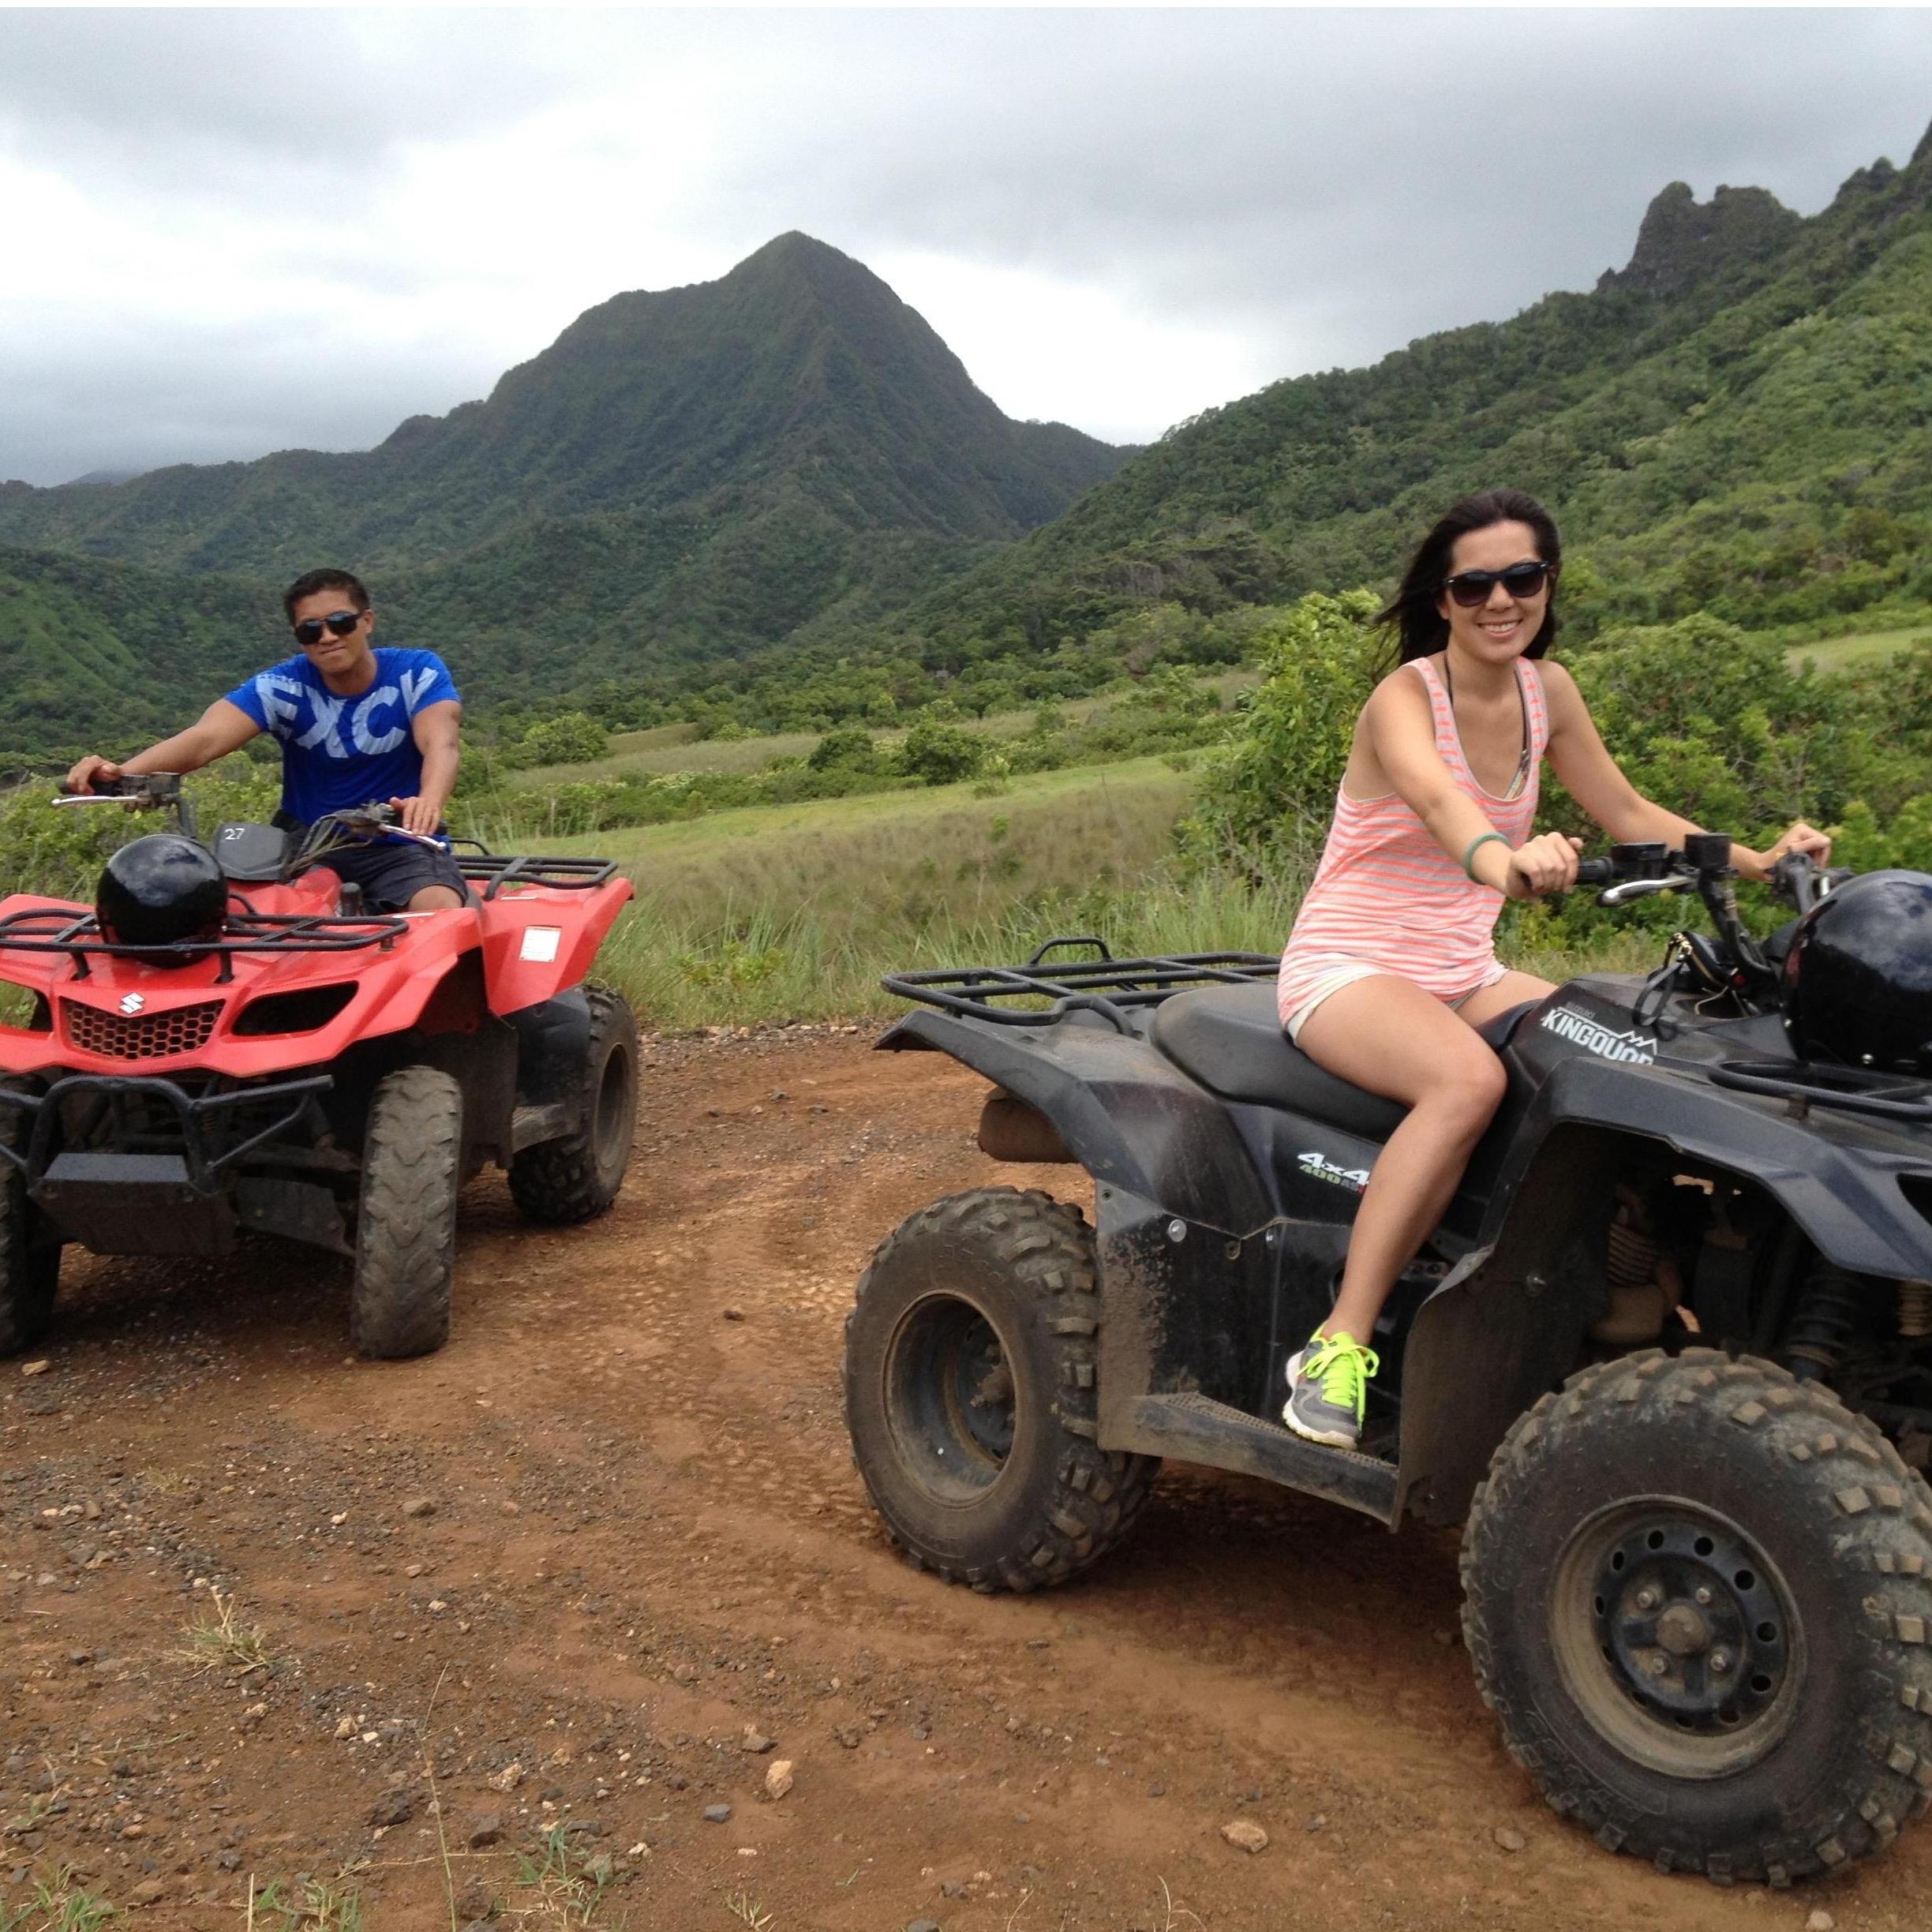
842, 1187, 1158, 1593
508, 984, 639, 1225
352, 1065, 462, 1360
1463, 1349, 1932, 1881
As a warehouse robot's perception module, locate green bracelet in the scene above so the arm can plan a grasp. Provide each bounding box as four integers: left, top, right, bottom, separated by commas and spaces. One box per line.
1462, 832, 1509, 882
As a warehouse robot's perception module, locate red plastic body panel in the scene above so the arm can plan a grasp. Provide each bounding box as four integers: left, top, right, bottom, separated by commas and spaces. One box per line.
0, 871, 632, 1080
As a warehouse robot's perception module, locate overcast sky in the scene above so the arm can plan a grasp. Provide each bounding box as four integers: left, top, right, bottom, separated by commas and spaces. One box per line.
2, 8, 1928, 485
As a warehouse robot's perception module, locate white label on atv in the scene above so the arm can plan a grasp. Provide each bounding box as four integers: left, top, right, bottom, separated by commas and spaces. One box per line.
1298, 1149, 1370, 1193
1540, 1003, 1657, 1065
519, 926, 562, 963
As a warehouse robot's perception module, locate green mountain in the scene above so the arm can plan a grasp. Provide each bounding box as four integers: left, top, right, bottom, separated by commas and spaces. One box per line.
0, 234, 1128, 737
890, 123, 1932, 664
0, 545, 275, 753
9, 131, 1932, 756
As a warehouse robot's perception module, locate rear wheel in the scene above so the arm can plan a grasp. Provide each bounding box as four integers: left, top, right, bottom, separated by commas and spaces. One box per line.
843, 1187, 1158, 1593
0, 1080, 58, 1357
352, 1065, 461, 1360
508, 984, 638, 1224
1462, 1348, 1932, 1881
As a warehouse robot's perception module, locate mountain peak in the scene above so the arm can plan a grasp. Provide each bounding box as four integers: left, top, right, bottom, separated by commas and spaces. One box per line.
1598, 179, 1800, 299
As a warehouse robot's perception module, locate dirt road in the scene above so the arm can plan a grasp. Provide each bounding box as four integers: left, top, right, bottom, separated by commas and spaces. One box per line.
4, 1029, 1927, 1930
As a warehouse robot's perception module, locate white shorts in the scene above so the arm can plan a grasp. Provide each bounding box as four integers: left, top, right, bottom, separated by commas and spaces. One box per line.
1281, 959, 1511, 1045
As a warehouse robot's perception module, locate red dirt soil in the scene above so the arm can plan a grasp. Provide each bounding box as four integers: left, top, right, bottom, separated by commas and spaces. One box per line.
3, 1028, 1926, 1930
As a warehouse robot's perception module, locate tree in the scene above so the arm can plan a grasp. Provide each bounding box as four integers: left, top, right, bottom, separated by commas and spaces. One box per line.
1178, 589, 1382, 863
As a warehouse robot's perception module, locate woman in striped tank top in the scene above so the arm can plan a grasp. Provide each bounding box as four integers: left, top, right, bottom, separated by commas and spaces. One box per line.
1279, 489, 1831, 1449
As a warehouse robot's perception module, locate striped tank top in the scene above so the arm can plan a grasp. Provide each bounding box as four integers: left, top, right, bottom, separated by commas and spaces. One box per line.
1277, 656, 1551, 1020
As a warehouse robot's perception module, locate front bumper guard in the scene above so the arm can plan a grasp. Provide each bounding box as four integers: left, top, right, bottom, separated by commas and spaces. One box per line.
0, 1073, 334, 1256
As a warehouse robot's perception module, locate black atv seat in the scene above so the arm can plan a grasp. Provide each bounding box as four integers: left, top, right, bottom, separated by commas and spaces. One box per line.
1150, 982, 1534, 1144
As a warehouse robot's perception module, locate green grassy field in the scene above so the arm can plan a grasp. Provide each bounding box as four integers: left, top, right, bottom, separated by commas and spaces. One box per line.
1783, 626, 1928, 674
514, 669, 1260, 786
543, 755, 1198, 934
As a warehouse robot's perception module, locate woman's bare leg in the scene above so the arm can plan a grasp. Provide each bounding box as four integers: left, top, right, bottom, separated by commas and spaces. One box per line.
1294, 974, 1518, 1346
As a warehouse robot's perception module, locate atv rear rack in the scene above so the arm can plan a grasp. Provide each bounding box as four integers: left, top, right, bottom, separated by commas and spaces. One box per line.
1709, 1058, 1932, 1124
0, 907, 409, 985
883, 938, 1278, 1035
453, 852, 621, 903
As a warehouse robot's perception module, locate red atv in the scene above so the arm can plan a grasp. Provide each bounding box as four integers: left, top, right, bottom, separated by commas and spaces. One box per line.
0, 774, 638, 1359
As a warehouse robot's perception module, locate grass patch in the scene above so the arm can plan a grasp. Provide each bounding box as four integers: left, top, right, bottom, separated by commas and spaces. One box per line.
245, 1875, 363, 1930
1782, 626, 1927, 674
179, 1589, 273, 1679
507, 1824, 621, 1926
0, 1865, 118, 1932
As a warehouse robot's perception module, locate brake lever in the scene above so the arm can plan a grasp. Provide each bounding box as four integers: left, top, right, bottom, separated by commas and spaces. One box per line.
1597, 875, 1687, 908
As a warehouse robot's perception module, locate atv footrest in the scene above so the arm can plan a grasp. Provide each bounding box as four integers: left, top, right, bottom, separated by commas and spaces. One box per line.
1122, 1391, 1398, 1525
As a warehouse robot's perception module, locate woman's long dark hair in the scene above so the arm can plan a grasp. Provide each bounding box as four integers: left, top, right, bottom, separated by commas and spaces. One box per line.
1378, 488, 1563, 664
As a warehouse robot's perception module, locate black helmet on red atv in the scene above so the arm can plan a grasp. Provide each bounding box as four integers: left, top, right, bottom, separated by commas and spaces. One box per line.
95, 833, 227, 964
1781, 868, 1932, 1074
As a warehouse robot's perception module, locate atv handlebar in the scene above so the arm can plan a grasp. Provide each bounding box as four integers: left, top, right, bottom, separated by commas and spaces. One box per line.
53, 772, 184, 808
1572, 840, 1839, 909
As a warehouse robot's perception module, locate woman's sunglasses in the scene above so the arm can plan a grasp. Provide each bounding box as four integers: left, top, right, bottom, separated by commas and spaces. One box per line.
293, 609, 365, 646
1443, 561, 1556, 608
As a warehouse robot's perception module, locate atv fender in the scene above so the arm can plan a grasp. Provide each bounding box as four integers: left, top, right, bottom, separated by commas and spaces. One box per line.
1395, 1054, 1932, 1530
1501, 1054, 1932, 1284
878, 1009, 1273, 1230
479, 884, 632, 1017
880, 1009, 1283, 1434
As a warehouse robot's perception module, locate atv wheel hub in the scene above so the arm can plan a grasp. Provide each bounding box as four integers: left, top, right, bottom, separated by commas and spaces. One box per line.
1552, 1500, 1801, 1777
884, 1293, 1018, 1506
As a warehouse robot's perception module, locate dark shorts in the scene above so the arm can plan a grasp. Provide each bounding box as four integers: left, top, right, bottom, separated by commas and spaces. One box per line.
273, 815, 467, 911
322, 837, 468, 911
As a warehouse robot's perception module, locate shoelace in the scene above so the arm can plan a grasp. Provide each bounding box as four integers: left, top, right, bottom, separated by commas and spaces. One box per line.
1302, 1335, 1381, 1425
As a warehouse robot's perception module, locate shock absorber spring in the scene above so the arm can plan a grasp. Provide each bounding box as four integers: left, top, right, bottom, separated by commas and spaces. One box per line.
1781, 1261, 1864, 1380
1899, 1280, 1932, 1340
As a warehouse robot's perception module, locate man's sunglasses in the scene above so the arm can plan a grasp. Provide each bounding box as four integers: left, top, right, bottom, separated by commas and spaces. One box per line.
1443, 561, 1556, 608
293, 609, 364, 646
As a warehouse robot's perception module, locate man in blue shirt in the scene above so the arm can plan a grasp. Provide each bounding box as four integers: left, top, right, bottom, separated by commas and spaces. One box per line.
66, 569, 468, 912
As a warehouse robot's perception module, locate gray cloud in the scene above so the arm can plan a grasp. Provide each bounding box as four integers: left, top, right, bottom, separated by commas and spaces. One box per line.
2, 9, 1927, 481
0, 10, 569, 208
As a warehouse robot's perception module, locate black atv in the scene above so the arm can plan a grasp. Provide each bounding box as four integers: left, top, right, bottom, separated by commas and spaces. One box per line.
842, 835, 1932, 1883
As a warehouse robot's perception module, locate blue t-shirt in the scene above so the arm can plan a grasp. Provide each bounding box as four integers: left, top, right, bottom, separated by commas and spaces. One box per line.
225, 648, 459, 826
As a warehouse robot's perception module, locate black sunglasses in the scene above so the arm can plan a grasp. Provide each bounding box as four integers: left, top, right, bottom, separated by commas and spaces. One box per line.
293, 609, 364, 646
1443, 560, 1556, 608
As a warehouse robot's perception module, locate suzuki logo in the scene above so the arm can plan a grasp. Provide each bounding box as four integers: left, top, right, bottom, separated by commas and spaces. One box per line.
118, 993, 145, 1016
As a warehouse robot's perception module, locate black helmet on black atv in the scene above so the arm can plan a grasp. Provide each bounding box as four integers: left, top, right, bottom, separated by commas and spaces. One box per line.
1781, 867, 1932, 1073
95, 833, 227, 963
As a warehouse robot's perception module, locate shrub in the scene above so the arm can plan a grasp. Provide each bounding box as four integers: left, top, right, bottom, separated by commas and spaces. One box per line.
518, 711, 608, 766
899, 709, 985, 787
808, 726, 879, 773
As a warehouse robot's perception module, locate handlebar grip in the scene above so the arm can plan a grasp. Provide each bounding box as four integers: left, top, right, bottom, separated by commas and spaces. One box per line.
1574, 858, 1612, 887
59, 775, 125, 797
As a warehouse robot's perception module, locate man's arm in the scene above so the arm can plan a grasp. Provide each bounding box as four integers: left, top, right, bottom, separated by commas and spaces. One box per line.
394, 699, 462, 835
66, 701, 261, 794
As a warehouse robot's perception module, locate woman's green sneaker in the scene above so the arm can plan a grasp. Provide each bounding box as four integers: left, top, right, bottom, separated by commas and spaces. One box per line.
1282, 1331, 1380, 1448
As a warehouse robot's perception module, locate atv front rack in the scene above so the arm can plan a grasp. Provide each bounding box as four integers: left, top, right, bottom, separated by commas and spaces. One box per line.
453, 853, 621, 903
0, 907, 408, 985
1709, 1058, 1932, 1124
883, 938, 1279, 1035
